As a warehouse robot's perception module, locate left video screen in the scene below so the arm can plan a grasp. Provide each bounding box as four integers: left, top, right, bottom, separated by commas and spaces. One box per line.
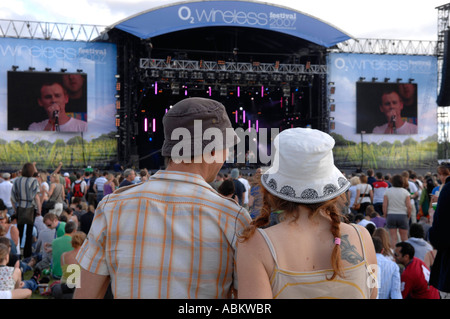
7, 71, 87, 132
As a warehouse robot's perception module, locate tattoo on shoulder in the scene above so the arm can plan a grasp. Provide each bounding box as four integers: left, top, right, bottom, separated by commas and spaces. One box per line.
340, 234, 364, 265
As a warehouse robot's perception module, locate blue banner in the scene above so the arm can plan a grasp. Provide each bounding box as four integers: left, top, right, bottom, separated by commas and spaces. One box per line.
0, 38, 117, 170
113, 0, 350, 47
327, 53, 438, 169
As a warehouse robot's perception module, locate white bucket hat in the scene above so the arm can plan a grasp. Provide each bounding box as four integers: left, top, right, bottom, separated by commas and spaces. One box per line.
261, 127, 350, 204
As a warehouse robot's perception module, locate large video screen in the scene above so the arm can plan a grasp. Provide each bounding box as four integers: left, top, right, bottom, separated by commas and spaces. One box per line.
356, 82, 418, 134
7, 71, 87, 132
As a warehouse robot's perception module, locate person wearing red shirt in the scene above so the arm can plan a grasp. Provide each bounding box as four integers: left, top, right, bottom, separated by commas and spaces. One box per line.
395, 242, 440, 299
372, 172, 389, 215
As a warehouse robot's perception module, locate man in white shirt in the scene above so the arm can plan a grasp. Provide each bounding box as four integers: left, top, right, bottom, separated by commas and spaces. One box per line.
238, 172, 251, 210
372, 89, 417, 134
28, 80, 87, 132
93, 172, 108, 203
0, 173, 14, 216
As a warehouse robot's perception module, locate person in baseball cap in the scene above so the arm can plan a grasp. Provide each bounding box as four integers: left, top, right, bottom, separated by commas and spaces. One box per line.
74, 97, 251, 299
162, 97, 239, 181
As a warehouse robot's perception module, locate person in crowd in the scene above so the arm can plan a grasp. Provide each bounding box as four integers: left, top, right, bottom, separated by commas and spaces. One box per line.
428, 163, 450, 299
74, 97, 251, 299
0, 208, 20, 258
10, 162, 41, 258
372, 237, 402, 299
402, 170, 419, 224
347, 176, 360, 216
394, 242, 439, 299
230, 168, 246, 206
43, 213, 66, 238
33, 223, 56, 275
238, 171, 251, 210
209, 172, 224, 191
139, 169, 150, 183
118, 169, 136, 188
367, 169, 376, 187
353, 174, 373, 215
0, 243, 22, 291
93, 171, 108, 203
47, 173, 65, 216
52, 231, 86, 299
79, 204, 95, 235
36, 171, 49, 215
406, 223, 433, 262
236, 128, 377, 299
218, 179, 238, 203
383, 174, 412, 248
372, 88, 417, 134
248, 168, 263, 219
71, 172, 87, 200
102, 173, 116, 197
0, 173, 14, 216
28, 79, 87, 132
47, 221, 77, 280
372, 172, 389, 215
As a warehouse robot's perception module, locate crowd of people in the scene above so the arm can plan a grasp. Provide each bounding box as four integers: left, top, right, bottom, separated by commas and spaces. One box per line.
0, 96, 449, 300
0, 162, 149, 299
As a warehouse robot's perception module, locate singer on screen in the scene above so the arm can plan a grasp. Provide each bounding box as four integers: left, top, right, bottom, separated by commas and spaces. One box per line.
28, 80, 87, 132
372, 88, 417, 134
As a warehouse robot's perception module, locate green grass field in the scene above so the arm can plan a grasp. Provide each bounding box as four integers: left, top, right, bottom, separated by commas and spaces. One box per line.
0, 132, 117, 171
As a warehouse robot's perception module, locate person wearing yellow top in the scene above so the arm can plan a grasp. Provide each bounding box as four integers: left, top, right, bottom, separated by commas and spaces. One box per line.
237, 128, 378, 299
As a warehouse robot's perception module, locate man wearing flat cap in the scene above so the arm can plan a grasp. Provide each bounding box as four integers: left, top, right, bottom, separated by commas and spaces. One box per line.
75, 97, 251, 299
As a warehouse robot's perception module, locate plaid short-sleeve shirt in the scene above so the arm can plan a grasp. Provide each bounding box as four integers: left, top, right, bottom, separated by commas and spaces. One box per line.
76, 170, 251, 299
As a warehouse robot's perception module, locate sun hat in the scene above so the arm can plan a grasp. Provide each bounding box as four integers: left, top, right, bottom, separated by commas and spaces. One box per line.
161, 97, 239, 159
2, 173, 10, 179
261, 127, 350, 204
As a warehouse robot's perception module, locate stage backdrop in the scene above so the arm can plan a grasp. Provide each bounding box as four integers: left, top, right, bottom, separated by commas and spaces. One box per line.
0, 38, 117, 171
327, 53, 438, 170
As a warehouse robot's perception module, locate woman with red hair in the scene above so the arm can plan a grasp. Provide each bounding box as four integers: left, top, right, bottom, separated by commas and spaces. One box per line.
236, 128, 378, 299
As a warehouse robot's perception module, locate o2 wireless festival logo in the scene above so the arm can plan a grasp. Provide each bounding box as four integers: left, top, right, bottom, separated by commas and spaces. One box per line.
177, 5, 297, 30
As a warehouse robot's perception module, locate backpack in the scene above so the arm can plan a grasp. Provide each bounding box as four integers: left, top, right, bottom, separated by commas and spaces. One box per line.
73, 181, 84, 197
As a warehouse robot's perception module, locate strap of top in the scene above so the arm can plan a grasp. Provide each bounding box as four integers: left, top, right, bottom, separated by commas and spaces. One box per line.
349, 223, 367, 260
257, 228, 279, 268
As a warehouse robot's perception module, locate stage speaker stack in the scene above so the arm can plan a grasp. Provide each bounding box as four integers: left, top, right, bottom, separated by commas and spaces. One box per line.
437, 30, 450, 106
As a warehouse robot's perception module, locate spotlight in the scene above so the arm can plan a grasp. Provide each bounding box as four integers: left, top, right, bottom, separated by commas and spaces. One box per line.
60, 68, 67, 73
372, 77, 378, 82
45, 68, 52, 72
408, 78, 415, 83
12, 65, 19, 71
396, 78, 402, 83
384, 78, 390, 82
77, 69, 83, 73
28, 67, 35, 71
359, 77, 365, 82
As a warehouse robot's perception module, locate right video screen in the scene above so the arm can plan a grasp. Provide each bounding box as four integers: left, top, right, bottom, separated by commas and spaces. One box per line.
356, 82, 418, 135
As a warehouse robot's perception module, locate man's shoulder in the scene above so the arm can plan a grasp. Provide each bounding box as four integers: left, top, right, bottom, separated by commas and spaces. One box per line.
28, 119, 48, 130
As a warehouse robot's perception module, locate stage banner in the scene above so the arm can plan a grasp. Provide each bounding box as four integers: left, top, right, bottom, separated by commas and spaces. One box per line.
0, 37, 117, 171
113, 0, 350, 47
327, 53, 438, 170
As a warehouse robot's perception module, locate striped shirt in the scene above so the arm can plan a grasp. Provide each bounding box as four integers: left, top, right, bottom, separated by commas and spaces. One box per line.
10, 177, 40, 209
376, 253, 402, 299
76, 170, 252, 299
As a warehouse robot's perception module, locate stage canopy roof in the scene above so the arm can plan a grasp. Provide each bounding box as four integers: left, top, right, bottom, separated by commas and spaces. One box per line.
110, 0, 352, 48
